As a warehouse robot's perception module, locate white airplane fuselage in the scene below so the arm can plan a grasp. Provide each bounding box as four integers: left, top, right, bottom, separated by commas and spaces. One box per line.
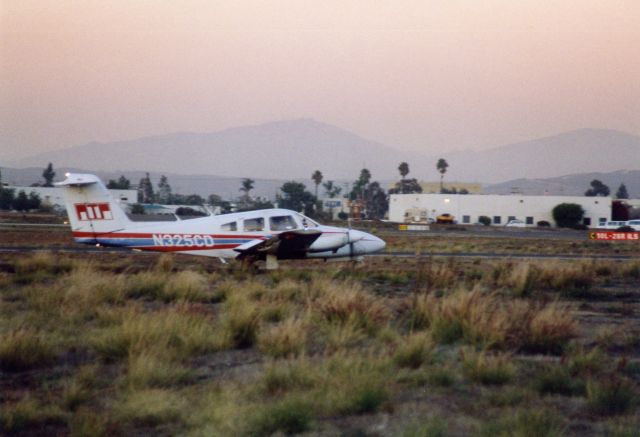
72, 209, 385, 260
56, 174, 385, 263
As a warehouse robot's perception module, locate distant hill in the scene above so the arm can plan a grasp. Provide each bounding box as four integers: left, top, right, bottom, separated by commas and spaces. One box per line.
439, 129, 640, 183
9, 120, 640, 183
484, 170, 640, 198
11, 119, 425, 181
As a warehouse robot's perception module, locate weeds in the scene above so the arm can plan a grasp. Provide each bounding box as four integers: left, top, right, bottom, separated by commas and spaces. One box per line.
257, 317, 307, 358
533, 364, 585, 396
0, 328, 56, 371
461, 349, 514, 385
2, 250, 638, 436
408, 290, 575, 353
0, 396, 67, 434
90, 304, 219, 361
113, 388, 187, 426
587, 375, 636, 416
393, 332, 434, 369
478, 408, 565, 437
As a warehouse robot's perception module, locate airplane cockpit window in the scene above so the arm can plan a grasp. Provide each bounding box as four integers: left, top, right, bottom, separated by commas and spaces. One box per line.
243, 217, 264, 232
221, 221, 237, 231
296, 213, 319, 228
269, 215, 297, 231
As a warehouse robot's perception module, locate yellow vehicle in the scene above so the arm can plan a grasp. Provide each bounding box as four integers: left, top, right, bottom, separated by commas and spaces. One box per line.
436, 213, 455, 224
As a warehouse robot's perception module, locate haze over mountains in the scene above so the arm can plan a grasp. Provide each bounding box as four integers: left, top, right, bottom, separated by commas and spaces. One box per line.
9, 119, 640, 184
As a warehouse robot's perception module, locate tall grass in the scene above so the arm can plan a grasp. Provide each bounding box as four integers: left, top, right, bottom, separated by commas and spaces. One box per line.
89, 303, 220, 362
113, 388, 187, 427
0, 396, 67, 434
461, 349, 514, 385
258, 317, 308, 358
314, 283, 390, 335
13, 252, 73, 284
587, 374, 636, 416
408, 289, 576, 353
0, 328, 57, 371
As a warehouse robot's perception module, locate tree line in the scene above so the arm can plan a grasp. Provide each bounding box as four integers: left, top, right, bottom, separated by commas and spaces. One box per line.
2, 162, 633, 219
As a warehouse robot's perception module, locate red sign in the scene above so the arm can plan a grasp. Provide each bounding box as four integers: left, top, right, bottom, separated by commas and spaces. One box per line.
589, 232, 639, 241
75, 203, 113, 221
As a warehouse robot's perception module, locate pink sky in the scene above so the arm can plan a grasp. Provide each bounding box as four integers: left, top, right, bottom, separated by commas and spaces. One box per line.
1, 0, 639, 161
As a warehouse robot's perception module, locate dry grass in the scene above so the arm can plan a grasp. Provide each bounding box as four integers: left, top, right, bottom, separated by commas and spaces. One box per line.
90, 303, 220, 361
314, 282, 390, 335
1, 249, 638, 436
408, 289, 576, 353
258, 317, 308, 358
0, 328, 57, 371
461, 349, 515, 385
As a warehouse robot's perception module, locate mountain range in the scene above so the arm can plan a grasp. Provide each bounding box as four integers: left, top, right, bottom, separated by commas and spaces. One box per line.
9, 120, 640, 184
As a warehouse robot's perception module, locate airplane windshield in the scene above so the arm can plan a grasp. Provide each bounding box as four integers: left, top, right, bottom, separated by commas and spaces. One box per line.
270, 215, 297, 231
296, 213, 319, 228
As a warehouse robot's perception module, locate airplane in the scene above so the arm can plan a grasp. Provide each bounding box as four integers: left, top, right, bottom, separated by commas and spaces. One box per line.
55, 173, 385, 269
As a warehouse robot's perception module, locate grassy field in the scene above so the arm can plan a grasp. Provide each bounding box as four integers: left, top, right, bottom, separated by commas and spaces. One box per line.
1, 238, 639, 435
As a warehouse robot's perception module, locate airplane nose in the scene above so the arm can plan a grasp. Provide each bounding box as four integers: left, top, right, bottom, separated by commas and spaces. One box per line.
361, 232, 385, 254
370, 235, 386, 253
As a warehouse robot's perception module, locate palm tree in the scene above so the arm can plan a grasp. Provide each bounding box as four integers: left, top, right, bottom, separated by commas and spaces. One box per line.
436, 158, 448, 193
240, 178, 255, 197
322, 180, 342, 198
311, 170, 323, 200
398, 162, 409, 194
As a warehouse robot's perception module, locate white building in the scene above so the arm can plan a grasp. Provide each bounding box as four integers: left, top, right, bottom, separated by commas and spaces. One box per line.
389, 193, 612, 228
5, 186, 137, 209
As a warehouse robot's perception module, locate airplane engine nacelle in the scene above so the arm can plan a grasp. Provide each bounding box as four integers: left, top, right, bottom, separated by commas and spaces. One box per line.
308, 233, 348, 252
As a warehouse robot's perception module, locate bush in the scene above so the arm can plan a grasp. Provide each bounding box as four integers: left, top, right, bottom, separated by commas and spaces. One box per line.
552, 203, 584, 228
537, 220, 551, 227
478, 215, 491, 226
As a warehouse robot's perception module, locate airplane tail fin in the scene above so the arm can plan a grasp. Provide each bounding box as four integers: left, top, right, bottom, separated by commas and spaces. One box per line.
55, 173, 131, 242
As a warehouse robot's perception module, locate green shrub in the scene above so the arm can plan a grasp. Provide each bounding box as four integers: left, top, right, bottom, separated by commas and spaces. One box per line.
552, 203, 584, 228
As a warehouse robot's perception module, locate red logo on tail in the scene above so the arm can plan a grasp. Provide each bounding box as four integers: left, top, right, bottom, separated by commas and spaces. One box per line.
75, 203, 113, 221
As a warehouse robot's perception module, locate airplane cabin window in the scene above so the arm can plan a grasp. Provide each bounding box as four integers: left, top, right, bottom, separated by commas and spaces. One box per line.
221, 221, 237, 231
270, 215, 297, 231
243, 217, 264, 232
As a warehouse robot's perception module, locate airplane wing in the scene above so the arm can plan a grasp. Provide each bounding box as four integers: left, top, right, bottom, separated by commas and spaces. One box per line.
234, 229, 322, 260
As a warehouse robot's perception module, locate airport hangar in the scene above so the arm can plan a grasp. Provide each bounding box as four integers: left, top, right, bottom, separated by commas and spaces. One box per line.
389, 193, 612, 227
